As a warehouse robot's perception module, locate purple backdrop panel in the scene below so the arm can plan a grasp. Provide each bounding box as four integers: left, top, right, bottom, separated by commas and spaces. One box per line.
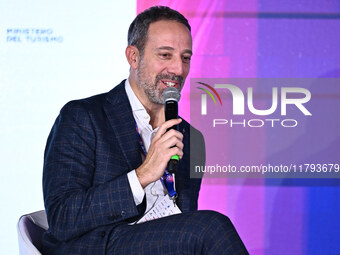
258, 0, 340, 13
136, 1, 340, 254
137, 1, 263, 254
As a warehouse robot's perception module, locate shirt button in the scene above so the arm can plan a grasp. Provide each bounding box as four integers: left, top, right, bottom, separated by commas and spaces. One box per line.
144, 116, 148, 119
100, 231, 106, 238
121, 211, 126, 217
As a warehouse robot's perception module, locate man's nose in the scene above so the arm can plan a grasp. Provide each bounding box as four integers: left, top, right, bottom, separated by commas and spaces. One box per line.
167, 56, 184, 76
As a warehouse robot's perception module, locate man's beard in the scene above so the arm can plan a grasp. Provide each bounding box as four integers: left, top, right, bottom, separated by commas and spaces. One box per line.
136, 60, 184, 104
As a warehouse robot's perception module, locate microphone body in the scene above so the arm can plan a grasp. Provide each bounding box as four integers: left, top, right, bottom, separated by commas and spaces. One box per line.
162, 87, 181, 174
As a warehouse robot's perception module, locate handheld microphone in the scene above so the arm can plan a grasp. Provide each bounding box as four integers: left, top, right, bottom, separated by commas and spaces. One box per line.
161, 87, 181, 174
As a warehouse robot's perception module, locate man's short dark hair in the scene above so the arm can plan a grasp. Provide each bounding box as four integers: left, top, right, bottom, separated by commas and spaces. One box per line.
128, 6, 191, 56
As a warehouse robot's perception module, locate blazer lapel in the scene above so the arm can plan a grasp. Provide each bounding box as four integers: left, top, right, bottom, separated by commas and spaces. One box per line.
103, 81, 193, 208
103, 80, 142, 170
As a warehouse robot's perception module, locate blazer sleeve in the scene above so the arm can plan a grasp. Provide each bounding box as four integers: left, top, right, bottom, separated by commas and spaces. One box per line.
176, 123, 205, 212
43, 101, 141, 242
188, 127, 205, 210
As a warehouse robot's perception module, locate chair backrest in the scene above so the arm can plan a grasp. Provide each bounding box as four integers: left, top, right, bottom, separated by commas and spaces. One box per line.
17, 210, 49, 255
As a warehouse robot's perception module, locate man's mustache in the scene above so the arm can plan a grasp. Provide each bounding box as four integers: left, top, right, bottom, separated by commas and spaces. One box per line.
155, 74, 184, 86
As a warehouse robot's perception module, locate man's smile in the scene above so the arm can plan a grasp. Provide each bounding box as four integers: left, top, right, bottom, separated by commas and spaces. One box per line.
161, 79, 180, 89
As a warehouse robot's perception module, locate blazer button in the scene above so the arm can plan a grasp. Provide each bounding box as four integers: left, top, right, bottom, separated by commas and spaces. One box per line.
121, 211, 126, 217
100, 231, 106, 238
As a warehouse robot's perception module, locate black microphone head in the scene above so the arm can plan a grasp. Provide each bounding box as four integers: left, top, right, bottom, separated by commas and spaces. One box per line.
162, 87, 181, 103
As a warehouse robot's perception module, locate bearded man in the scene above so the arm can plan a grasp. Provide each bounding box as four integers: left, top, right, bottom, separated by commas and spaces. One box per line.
42, 6, 248, 254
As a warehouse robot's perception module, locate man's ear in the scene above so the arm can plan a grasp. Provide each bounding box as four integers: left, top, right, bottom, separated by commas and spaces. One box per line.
125, 45, 140, 70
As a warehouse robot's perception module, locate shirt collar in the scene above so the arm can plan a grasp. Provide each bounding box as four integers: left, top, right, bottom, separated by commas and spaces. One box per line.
125, 78, 146, 112
125, 79, 159, 132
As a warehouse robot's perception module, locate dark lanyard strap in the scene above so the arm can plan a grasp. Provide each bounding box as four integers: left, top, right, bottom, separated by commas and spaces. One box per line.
135, 122, 177, 198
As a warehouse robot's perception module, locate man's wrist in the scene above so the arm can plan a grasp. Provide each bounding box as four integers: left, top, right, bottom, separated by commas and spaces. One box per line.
136, 166, 151, 189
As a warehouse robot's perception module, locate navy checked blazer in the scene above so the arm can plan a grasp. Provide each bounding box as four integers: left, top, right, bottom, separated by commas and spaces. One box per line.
42, 80, 205, 254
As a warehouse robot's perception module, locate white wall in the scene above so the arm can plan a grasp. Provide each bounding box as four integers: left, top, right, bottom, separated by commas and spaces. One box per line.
0, 0, 136, 253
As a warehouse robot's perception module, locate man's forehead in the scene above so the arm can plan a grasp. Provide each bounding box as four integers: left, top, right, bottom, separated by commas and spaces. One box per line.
148, 20, 191, 35
156, 46, 192, 55
146, 20, 192, 50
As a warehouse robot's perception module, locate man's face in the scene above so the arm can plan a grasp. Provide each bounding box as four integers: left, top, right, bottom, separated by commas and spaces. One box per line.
136, 20, 192, 104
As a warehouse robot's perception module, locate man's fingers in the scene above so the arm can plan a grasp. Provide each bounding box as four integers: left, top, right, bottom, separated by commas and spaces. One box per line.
168, 147, 183, 159
157, 129, 183, 144
162, 136, 183, 150
153, 118, 182, 140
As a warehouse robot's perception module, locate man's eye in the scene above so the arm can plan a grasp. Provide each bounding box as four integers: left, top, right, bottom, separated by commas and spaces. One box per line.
160, 53, 170, 58
183, 56, 191, 62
